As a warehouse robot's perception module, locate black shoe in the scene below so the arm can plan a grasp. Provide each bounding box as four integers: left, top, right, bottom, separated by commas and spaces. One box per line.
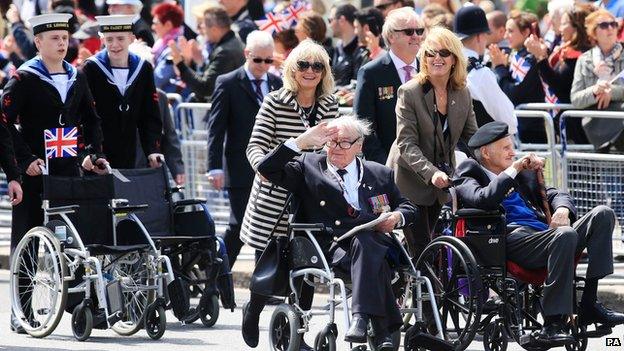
377, 335, 394, 350
579, 302, 624, 326
534, 320, 573, 346
299, 340, 314, 351
10, 314, 25, 334
266, 297, 283, 306
345, 315, 368, 343
241, 302, 259, 348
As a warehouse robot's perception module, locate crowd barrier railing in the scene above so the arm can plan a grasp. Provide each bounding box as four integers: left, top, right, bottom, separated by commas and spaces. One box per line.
174, 102, 212, 140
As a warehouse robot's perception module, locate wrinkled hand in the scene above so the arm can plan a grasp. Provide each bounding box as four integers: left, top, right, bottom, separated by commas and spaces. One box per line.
488, 44, 508, 67
294, 122, 339, 150
6, 4, 20, 24
148, 153, 164, 168
431, 171, 450, 189
26, 159, 45, 176
167, 40, 183, 65
175, 173, 185, 185
512, 153, 544, 172
8, 180, 22, 206
524, 34, 548, 61
373, 211, 402, 233
550, 207, 571, 228
208, 172, 224, 190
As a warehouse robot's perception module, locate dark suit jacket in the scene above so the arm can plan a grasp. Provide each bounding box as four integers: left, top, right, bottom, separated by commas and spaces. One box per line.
207, 66, 282, 188
177, 30, 245, 101
353, 52, 404, 164
453, 158, 577, 224
257, 143, 418, 251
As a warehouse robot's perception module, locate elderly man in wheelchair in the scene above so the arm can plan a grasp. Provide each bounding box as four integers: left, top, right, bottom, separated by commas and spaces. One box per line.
241, 115, 419, 351
453, 121, 624, 346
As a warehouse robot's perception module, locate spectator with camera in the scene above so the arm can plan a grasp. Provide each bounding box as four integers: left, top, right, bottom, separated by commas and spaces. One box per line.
386, 27, 477, 257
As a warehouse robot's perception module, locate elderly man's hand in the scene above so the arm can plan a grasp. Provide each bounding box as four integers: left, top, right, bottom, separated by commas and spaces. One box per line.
550, 207, 571, 228
431, 171, 451, 189
294, 122, 338, 150
512, 153, 544, 172
373, 211, 402, 233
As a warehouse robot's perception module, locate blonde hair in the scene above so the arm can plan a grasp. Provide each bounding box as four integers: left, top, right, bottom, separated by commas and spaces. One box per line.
585, 8, 616, 41
415, 26, 467, 90
282, 39, 335, 97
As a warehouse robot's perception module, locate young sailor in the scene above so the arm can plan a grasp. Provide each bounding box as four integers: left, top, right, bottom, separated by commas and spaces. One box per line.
82, 14, 163, 169
1, 13, 108, 333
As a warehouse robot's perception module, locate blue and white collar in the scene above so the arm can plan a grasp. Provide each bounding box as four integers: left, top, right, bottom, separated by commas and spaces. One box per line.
17, 56, 77, 99
87, 50, 145, 95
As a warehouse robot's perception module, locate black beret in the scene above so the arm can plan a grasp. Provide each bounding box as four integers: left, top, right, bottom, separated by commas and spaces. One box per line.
468, 121, 510, 148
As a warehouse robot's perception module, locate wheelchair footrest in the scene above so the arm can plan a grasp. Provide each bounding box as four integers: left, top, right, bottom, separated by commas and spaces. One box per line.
582, 324, 613, 338
404, 323, 455, 351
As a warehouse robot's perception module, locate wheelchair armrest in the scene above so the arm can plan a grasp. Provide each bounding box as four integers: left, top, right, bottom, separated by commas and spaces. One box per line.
173, 198, 207, 207
289, 223, 327, 232
455, 208, 502, 218
111, 203, 148, 214
46, 205, 79, 215
170, 186, 185, 193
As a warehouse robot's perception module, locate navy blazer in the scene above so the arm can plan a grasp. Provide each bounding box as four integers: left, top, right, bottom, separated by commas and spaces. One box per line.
257, 143, 418, 250
207, 66, 282, 188
354, 52, 409, 164
453, 158, 577, 224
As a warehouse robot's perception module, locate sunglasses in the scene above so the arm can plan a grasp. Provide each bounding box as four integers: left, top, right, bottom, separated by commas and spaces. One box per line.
375, 0, 398, 10
296, 60, 324, 73
597, 21, 619, 30
425, 49, 453, 58
251, 57, 274, 64
393, 28, 425, 36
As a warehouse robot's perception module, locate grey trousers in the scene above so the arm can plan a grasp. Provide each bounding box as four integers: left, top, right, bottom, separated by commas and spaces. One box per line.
506, 205, 616, 316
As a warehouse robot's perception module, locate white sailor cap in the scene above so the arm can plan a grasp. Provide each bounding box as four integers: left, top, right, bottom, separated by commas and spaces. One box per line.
95, 15, 135, 33
28, 13, 72, 35
106, 0, 143, 7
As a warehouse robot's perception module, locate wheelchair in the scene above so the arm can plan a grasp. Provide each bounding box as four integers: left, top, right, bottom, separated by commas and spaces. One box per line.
417, 198, 617, 351
10, 171, 174, 341
263, 206, 458, 351
112, 166, 235, 328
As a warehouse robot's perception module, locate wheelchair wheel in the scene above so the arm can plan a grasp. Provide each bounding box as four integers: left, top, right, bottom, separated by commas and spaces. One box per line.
198, 293, 220, 327
144, 301, 167, 340
314, 328, 336, 351
10, 226, 67, 338
269, 303, 301, 351
483, 321, 508, 351
71, 301, 93, 341
415, 237, 483, 351
109, 252, 155, 336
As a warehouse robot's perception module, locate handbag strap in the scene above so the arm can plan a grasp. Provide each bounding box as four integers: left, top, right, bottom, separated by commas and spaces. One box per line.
267, 194, 293, 239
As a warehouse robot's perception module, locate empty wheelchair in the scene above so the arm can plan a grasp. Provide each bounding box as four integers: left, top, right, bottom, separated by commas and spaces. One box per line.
113, 166, 235, 327
10, 172, 174, 341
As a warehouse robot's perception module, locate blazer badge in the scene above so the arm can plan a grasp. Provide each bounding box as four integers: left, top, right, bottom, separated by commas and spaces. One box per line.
377, 86, 394, 100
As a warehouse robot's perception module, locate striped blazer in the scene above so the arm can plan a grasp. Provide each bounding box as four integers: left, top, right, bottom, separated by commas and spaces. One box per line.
241, 88, 339, 250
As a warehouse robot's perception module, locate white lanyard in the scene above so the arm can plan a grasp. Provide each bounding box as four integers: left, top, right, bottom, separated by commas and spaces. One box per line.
326, 158, 364, 196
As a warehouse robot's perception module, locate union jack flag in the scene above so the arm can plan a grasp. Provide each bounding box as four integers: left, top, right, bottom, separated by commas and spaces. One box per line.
255, 0, 311, 34
44, 127, 78, 158
509, 53, 529, 83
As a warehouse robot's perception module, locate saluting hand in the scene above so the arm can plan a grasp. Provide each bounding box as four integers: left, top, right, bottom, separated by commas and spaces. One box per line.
26, 159, 45, 176
8, 180, 22, 206
294, 122, 339, 150
550, 207, 571, 228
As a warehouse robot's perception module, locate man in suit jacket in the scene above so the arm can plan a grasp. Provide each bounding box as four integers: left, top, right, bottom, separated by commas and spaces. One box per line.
170, 6, 245, 101
207, 30, 282, 266
354, 7, 424, 164
241, 115, 417, 350
454, 122, 624, 345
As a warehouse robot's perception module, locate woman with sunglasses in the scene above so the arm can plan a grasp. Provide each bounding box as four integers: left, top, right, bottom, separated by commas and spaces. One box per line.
571, 8, 624, 152
525, 3, 594, 144
241, 39, 338, 350
386, 26, 477, 265
490, 10, 549, 143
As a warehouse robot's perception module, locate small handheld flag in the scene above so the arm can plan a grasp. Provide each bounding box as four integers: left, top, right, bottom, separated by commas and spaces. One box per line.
44, 127, 78, 159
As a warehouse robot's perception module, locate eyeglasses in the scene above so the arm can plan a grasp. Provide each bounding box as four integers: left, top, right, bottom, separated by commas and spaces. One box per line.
425, 49, 453, 58
326, 137, 361, 149
375, 0, 399, 10
296, 60, 325, 73
597, 21, 619, 30
393, 28, 425, 37
250, 56, 274, 64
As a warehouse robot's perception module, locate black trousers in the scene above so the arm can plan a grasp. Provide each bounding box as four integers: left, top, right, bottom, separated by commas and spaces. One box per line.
11, 176, 44, 253
219, 186, 252, 267
403, 202, 442, 259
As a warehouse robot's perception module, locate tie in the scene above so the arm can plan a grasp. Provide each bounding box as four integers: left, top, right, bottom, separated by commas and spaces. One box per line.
251, 79, 264, 103
336, 169, 348, 180
402, 65, 414, 83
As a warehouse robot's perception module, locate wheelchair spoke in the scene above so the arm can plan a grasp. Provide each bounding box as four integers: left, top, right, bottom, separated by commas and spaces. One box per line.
423, 261, 444, 292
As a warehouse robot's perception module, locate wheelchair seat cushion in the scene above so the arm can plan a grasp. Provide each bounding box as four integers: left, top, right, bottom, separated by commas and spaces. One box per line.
507, 254, 582, 286
86, 243, 151, 255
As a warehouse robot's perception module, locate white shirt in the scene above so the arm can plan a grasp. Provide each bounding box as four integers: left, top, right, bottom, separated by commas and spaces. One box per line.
244, 66, 269, 98
481, 164, 519, 181
327, 158, 360, 209
389, 49, 419, 84
112, 68, 129, 95
463, 47, 518, 135
50, 73, 69, 103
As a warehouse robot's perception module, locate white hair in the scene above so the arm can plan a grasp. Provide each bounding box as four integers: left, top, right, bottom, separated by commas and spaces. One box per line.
547, 0, 574, 15
327, 115, 371, 139
382, 7, 421, 45
245, 30, 274, 52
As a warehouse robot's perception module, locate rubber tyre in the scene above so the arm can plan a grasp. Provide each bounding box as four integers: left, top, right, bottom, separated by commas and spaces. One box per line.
71, 302, 93, 341
199, 294, 220, 328
268, 303, 301, 351
144, 302, 166, 340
